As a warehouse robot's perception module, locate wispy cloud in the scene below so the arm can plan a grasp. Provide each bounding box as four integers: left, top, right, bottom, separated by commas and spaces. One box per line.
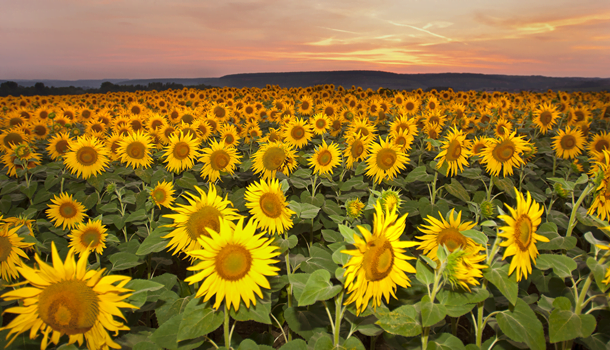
387, 21, 453, 41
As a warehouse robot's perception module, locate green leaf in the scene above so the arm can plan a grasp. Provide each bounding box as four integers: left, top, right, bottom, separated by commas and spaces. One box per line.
109, 252, 143, 271
340, 176, 368, 191
427, 333, 466, 350
279, 339, 308, 350
288, 273, 310, 301
136, 226, 171, 256
151, 314, 182, 350
230, 292, 273, 324
375, 305, 422, 337
483, 263, 518, 305
552, 296, 572, 311
549, 309, 596, 343
460, 229, 488, 246
445, 304, 476, 318
177, 299, 224, 341
492, 177, 515, 198
128, 208, 149, 222
125, 279, 165, 308
284, 305, 330, 339
175, 172, 198, 190
445, 179, 470, 202
342, 337, 366, 350
290, 201, 321, 219
298, 269, 342, 306
420, 296, 447, 327
338, 224, 357, 244
436, 288, 489, 306
496, 298, 546, 350
416, 258, 435, 286
535, 254, 577, 278
313, 334, 333, 350
301, 246, 338, 274
405, 166, 434, 183
238, 339, 259, 350
331, 244, 350, 265
321, 229, 342, 243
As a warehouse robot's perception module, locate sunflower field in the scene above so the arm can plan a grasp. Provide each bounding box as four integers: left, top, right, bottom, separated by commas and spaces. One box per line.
0, 85, 610, 350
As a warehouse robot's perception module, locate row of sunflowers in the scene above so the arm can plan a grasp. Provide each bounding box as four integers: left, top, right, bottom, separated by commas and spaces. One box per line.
0, 84, 609, 350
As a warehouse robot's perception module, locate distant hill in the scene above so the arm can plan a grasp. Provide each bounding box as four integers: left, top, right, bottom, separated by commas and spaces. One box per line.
3, 71, 609, 92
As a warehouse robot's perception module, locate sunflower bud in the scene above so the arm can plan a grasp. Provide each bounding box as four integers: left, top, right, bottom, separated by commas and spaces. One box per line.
379, 189, 401, 213
554, 182, 569, 198
13, 144, 32, 160
481, 201, 495, 218
48, 112, 56, 119
571, 160, 584, 173
346, 198, 365, 219
106, 182, 116, 193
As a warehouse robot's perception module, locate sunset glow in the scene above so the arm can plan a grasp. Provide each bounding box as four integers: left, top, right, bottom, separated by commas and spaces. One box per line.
2, 0, 609, 79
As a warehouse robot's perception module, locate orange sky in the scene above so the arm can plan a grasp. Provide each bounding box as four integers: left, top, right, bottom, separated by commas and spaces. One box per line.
2, 0, 609, 80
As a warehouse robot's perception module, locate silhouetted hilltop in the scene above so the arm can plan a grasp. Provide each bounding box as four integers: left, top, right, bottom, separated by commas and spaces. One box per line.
3, 71, 609, 93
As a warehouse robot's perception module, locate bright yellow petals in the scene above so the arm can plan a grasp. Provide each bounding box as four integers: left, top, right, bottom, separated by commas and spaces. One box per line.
283, 118, 313, 149
244, 178, 295, 235
252, 141, 298, 180
587, 131, 610, 157
151, 180, 176, 209
200, 139, 242, 183
46, 132, 73, 160
435, 126, 472, 176
309, 113, 330, 135
588, 151, 610, 221
443, 249, 487, 291
0, 242, 136, 350
46, 192, 87, 230
552, 127, 586, 159
0, 224, 33, 281
68, 219, 108, 255
185, 217, 280, 311
342, 202, 418, 315
416, 209, 480, 262
117, 130, 154, 169
344, 133, 371, 169
533, 102, 560, 134
346, 198, 365, 219
309, 140, 342, 176
365, 137, 408, 184
163, 131, 201, 174
480, 131, 528, 177
498, 189, 549, 282
163, 185, 241, 256
64, 136, 110, 179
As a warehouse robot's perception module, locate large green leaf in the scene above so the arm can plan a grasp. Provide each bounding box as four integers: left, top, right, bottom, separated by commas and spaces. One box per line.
420, 296, 447, 327
496, 299, 546, 350
230, 292, 273, 324
136, 226, 171, 256
549, 309, 596, 343
177, 299, 224, 341
375, 304, 422, 337
109, 252, 143, 271
445, 178, 470, 202
483, 263, 518, 305
279, 339, 308, 350
297, 269, 342, 306
427, 333, 466, 350
284, 305, 330, 339
416, 258, 435, 286
535, 254, 577, 278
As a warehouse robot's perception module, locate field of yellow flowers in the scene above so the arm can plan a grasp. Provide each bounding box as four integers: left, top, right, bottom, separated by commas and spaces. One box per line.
0, 85, 609, 350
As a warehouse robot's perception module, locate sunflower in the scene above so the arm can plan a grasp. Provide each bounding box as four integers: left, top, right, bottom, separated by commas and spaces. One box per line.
46, 192, 87, 230
309, 140, 342, 176
297, 96, 315, 116
163, 131, 201, 174
0, 129, 28, 152
117, 130, 153, 169
185, 217, 280, 311
347, 117, 376, 142
470, 136, 491, 157
0, 224, 33, 281
244, 178, 294, 235
218, 124, 240, 147
252, 141, 298, 180
146, 113, 167, 131
1, 143, 42, 177
104, 132, 123, 161
532, 102, 560, 134
283, 118, 313, 149
588, 131, 610, 157
345, 198, 365, 219
588, 151, 610, 221
64, 136, 110, 179
151, 180, 176, 209
68, 219, 108, 255
443, 249, 487, 291
199, 140, 242, 183
435, 126, 472, 177
365, 137, 409, 184
401, 95, 421, 116
552, 127, 585, 159
480, 131, 528, 177
416, 209, 481, 262
163, 185, 241, 256
344, 133, 371, 169
494, 118, 513, 138
342, 202, 418, 315
0, 242, 136, 350
310, 113, 330, 135
498, 189, 548, 282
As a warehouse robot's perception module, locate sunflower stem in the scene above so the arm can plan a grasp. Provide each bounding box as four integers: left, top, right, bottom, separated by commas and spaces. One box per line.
333, 290, 344, 348
565, 183, 594, 238
224, 304, 232, 349
429, 171, 438, 206
283, 231, 294, 341
552, 155, 557, 177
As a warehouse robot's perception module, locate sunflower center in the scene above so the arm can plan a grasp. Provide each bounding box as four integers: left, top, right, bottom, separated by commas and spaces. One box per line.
351, 140, 364, 158
291, 126, 305, 140
301, 101, 310, 110
492, 140, 515, 163
515, 215, 532, 250
539, 111, 553, 126
376, 148, 397, 171
259, 193, 283, 218
574, 111, 584, 122
362, 238, 394, 281
59, 202, 77, 219
472, 143, 486, 155
4, 133, 24, 148
0, 236, 13, 262
215, 244, 252, 281
173, 142, 191, 160
317, 150, 333, 166
446, 140, 462, 161
38, 280, 100, 335
406, 102, 415, 111
152, 188, 167, 203
262, 147, 285, 170
594, 139, 609, 153
126, 142, 146, 159
34, 125, 47, 136
560, 135, 576, 150
131, 106, 142, 115
437, 228, 467, 252
151, 120, 163, 129
395, 136, 407, 146
76, 146, 99, 166
429, 101, 436, 110
324, 107, 334, 116
81, 229, 101, 248
355, 127, 369, 137
315, 119, 326, 129
187, 205, 222, 238
210, 150, 230, 170
214, 106, 226, 119
225, 134, 235, 145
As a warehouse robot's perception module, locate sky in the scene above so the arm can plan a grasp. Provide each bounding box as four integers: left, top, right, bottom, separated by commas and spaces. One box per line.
1, 0, 609, 80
